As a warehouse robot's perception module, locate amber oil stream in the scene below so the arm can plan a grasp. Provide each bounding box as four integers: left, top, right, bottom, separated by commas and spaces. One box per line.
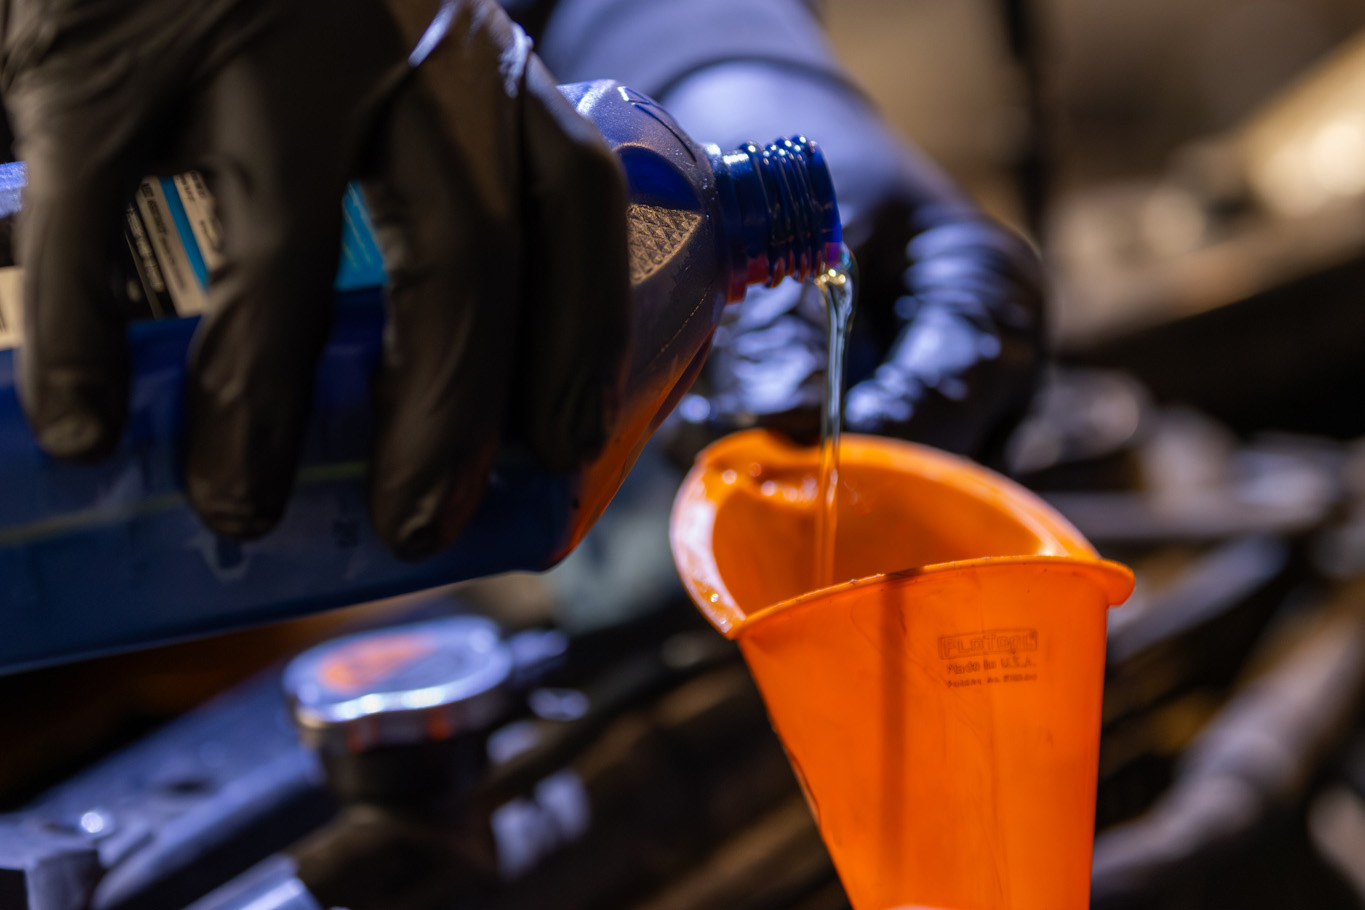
813, 245, 857, 590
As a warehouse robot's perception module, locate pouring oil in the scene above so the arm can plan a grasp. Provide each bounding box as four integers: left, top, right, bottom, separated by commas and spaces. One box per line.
812, 245, 857, 590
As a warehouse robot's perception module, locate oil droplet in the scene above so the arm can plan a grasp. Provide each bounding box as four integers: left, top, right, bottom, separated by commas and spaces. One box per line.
722, 469, 738, 484
761, 480, 778, 497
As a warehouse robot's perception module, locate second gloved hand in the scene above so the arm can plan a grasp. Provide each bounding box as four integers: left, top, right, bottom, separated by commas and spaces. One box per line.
700, 199, 1045, 462
644, 61, 1045, 463
2, 0, 630, 558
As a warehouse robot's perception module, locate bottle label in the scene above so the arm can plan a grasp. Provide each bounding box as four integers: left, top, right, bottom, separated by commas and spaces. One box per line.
134, 176, 210, 315
0, 174, 387, 352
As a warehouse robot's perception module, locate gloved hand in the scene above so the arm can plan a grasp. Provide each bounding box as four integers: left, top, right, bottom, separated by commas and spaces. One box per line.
699, 198, 1045, 461
639, 61, 1044, 463
2, 0, 630, 558
847, 200, 1045, 458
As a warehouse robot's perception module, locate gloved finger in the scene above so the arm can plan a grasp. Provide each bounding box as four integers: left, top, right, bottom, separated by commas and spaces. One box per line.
515, 57, 630, 471
362, 50, 522, 561
13, 139, 134, 459
179, 0, 406, 540
844, 303, 974, 441
702, 281, 825, 444
900, 218, 1044, 337
180, 55, 352, 540
3, 0, 263, 460
845, 215, 1044, 458
907, 217, 1045, 288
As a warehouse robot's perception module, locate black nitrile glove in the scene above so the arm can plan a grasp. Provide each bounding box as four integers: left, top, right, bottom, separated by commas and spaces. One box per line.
2, 0, 630, 558
698, 200, 1045, 459
841, 200, 1045, 458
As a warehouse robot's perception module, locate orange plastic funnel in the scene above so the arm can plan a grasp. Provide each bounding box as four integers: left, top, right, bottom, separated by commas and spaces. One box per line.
670, 430, 1133, 910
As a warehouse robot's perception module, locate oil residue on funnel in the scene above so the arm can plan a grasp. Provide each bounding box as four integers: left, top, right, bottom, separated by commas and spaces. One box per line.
812, 245, 857, 590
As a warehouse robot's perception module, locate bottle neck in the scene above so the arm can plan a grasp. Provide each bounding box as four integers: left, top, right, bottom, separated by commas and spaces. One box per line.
710, 137, 842, 303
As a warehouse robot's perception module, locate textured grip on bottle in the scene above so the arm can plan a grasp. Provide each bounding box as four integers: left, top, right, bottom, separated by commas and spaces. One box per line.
625, 203, 704, 284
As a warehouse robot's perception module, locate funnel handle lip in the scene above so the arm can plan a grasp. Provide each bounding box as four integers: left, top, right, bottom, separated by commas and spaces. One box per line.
729, 554, 1135, 639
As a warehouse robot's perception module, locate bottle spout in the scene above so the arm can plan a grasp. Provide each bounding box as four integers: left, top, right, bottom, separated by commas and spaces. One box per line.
710, 138, 843, 303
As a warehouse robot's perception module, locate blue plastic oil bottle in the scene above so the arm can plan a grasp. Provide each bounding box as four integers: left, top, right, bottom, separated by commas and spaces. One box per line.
0, 81, 840, 672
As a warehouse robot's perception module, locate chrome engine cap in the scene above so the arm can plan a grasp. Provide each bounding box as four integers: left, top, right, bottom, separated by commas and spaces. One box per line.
283, 615, 512, 754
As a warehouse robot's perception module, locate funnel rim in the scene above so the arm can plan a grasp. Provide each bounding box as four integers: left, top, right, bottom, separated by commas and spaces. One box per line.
671, 430, 1134, 638
731, 554, 1135, 640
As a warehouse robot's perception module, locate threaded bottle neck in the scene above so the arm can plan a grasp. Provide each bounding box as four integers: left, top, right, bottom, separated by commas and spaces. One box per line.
711, 137, 842, 302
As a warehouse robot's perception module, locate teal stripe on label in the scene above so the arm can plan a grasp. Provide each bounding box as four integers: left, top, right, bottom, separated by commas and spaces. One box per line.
160, 177, 210, 289
337, 185, 386, 291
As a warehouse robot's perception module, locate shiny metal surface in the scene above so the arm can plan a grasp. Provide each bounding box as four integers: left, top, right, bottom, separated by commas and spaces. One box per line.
284, 616, 512, 753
